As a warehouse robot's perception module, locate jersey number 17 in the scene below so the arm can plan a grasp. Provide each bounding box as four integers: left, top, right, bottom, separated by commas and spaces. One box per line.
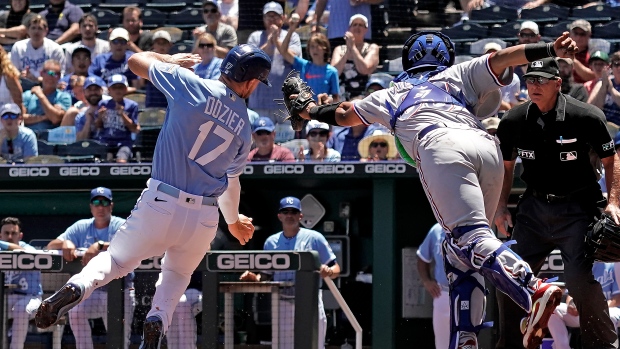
188, 120, 234, 165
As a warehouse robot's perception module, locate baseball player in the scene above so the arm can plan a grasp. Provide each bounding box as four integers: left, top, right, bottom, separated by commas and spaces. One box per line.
547, 262, 620, 349
239, 196, 340, 349
0, 217, 43, 349
46, 187, 135, 349
416, 223, 449, 349
35, 45, 267, 349
290, 31, 579, 349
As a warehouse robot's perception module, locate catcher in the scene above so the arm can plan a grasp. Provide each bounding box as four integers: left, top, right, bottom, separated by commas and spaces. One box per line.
280, 30, 580, 349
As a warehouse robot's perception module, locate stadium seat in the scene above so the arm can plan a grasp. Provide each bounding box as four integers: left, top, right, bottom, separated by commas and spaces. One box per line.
125, 92, 146, 110
168, 8, 204, 29
541, 20, 572, 39
91, 9, 122, 30
170, 41, 193, 54
468, 6, 518, 26
142, 9, 169, 30
71, 0, 99, 10
56, 140, 109, 162
488, 21, 522, 43
519, 4, 570, 24
98, 0, 145, 11
593, 20, 620, 40
569, 5, 614, 25
145, 0, 187, 13
441, 23, 488, 43
138, 108, 166, 127
29, 0, 47, 11
589, 38, 611, 54
36, 140, 56, 156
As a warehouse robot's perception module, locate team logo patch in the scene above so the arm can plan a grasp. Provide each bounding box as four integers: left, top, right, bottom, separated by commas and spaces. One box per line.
603, 140, 614, 151
532, 60, 544, 68
518, 148, 535, 159
560, 151, 577, 161
461, 301, 470, 310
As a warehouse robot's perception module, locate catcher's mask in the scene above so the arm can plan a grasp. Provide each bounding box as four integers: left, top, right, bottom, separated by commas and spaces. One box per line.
402, 31, 455, 74
220, 44, 272, 86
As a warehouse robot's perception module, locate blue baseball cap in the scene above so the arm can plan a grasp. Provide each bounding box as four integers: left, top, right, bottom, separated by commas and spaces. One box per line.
253, 116, 275, 133
84, 75, 106, 89
107, 74, 128, 87
279, 196, 301, 211
90, 187, 113, 201
72, 45, 91, 58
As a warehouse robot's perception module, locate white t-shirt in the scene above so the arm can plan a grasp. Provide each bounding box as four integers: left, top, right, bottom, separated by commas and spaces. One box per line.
218, 0, 238, 17
10, 38, 66, 78
64, 39, 111, 74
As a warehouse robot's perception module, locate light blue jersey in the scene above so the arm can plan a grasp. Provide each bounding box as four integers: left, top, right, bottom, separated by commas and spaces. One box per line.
1, 242, 42, 296
58, 216, 126, 248
416, 223, 449, 287
593, 262, 620, 302
148, 62, 252, 197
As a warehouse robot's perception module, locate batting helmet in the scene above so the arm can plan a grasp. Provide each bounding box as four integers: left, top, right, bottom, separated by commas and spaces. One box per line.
220, 44, 272, 86
402, 31, 455, 73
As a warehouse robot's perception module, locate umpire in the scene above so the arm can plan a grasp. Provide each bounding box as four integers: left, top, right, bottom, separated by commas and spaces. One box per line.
494, 57, 620, 349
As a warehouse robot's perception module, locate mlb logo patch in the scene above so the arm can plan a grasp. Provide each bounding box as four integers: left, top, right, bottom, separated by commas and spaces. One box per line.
560, 151, 577, 161
532, 61, 544, 67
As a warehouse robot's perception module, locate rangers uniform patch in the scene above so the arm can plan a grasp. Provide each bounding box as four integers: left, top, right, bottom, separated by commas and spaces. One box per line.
560, 151, 577, 161
603, 140, 614, 151
518, 148, 535, 159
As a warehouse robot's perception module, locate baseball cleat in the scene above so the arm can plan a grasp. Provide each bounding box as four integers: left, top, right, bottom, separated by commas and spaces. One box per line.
521, 282, 562, 349
35, 282, 84, 329
457, 332, 478, 349
139, 316, 164, 349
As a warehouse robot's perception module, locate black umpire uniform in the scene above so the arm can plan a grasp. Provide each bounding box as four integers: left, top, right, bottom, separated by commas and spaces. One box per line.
495, 58, 618, 349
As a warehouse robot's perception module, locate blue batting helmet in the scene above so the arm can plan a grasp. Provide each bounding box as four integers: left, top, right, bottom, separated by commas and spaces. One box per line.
402, 31, 455, 73
220, 44, 272, 86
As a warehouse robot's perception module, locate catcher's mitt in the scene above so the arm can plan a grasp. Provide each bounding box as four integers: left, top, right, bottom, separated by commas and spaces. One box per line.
275, 70, 316, 131
585, 213, 620, 262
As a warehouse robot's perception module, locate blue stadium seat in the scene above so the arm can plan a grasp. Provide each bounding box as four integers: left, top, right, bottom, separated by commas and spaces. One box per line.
441, 23, 488, 43
469, 6, 518, 26
170, 41, 193, 54
593, 20, 620, 42
71, 0, 100, 10
541, 21, 572, 39
168, 8, 204, 29
145, 0, 187, 13
91, 9, 122, 30
519, 4, 570, 24
56, 140, 109, 163
488, 21, 522, 43
98, 0, 146, 11
29, 0, 47, 11
569, 4, 614, 25
142, 9, 169, 29
37, 140, 56, 156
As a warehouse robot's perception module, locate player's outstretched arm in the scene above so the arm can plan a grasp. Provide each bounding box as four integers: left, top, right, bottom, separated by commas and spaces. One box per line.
219, 176, 255, 245
297, 99, 362, 127
128, 52, 202, 80
488, 32, 578, 77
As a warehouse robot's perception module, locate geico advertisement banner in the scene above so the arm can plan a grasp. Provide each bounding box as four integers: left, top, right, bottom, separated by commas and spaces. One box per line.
0, 253, 64, 271
207, 253, 301, 271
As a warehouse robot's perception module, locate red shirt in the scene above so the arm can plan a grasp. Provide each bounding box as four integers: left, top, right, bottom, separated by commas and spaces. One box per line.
247, 145, 295, 162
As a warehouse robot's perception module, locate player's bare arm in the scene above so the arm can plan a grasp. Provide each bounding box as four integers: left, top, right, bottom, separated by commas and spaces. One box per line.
494, 159, 517, 236
128, 52, 202, 80
47, 239, 77, 261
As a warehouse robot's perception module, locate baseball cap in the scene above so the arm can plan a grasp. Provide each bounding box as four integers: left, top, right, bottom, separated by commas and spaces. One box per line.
482, 117, 500, 131
90, 187, 113, 201
202, 0, 219, 8
483, 42, 502, 54
253, 116, 275, 133
263, 1, 283, 15
72, 45, 91, 58
569, 19, 591, 33
519, 21, 539, 35
349, 14, 368, 27
589, 50, 610, 64
305, 120, 330, 134
0, 103, 21, 117
365, 72, 393, 91
523, 58, 560, 79
152, 31, 172, 43
84, 75, 106, 89
109, 27, 130, 41
108, 74, 128, 87
279, 196, 301, 211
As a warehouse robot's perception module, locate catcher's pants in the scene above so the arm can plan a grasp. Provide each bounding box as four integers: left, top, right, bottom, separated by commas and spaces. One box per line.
278, 291, 327, 349
433, 289, 450, 349
68, 289, 135, 349
70, 178, 219, 334
7, 294, 41, 349
167, 289, 202, 349
548, 303, 620, 349
496, 195, 618, 349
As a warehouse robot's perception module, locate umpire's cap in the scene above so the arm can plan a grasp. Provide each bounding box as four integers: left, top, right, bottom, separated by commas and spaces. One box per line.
220, 44, 272, 86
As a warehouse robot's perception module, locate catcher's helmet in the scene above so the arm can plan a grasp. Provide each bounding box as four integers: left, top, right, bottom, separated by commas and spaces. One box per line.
220, 44, 272, 86
402, 31, 455, 73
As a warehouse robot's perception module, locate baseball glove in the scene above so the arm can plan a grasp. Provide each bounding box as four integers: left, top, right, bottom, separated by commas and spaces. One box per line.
275, 70, 316, 131
585, 213, 620, 262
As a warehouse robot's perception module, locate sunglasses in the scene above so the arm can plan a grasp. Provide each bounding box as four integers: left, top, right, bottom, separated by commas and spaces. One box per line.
279, 209, 300, 215
255, 130, 272, 136
308, 130, 328, 137
46, 70, 60, 77
198, 43, 215, 48
525, 76, 556, 85
1, 113, 19, 120
518, 32, 536, 38
91, 199, 112, 207
203, 8, 218, 13
111, 39, 127, 45
612, 62, 620, 68
370, 142, 388, 148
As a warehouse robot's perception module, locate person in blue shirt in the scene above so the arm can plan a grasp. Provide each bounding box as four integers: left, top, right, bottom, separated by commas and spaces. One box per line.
240, 196, 341, 349
88, 28, 139, 94
0, 103, 37, 162
46, 187, 135, 349
193, 32, 223, 80
36, 45, 265, 348
0, 217, 43, 349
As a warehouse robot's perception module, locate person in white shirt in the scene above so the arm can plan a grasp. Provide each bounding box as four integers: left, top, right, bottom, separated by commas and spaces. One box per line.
64, 14, 110, 74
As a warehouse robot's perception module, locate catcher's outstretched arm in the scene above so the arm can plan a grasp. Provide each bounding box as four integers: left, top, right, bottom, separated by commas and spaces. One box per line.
299, 100, 362, 127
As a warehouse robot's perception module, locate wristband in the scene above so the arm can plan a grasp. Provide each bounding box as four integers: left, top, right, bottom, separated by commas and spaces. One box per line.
0, 241, 9, 250
524, 42, 557, 62
308, 102, 341, 125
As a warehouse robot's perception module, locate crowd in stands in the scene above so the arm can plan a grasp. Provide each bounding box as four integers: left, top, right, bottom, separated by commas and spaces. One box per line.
4, 0, 620, 164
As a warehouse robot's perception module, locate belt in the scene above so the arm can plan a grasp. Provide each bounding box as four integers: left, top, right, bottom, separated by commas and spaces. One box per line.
156, 182, 218, 206
418, 123, 445, 140
530, 190, 571, 204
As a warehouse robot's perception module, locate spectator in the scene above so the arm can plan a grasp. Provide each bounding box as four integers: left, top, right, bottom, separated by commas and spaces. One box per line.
417, 223, 449, 349
0, 217, 44, 349
10, 16, 66, 85
364, 73, 393, 96
218, 0, 238, 30
584, 51, 610, 95
89, 28, 140, 93
484, 42, 521, 110
0, 0, 38, 46
482, 116, 500, 137
569, 19, 596, 84
298, 120, 340, 161
247, 116, 295, 162
39, 0, 83, 45
22, 59, 71, 132
59, 46, 91, 103
589, 51, 620, 126
327, 116, 387, 161
547, 262, 620, 349
330, 14, 379, 101
0, 46, 25, 115
515, 21, 541, 90
310, 0, 383, 48
281, 16, 339, 101
64, 14, 110, 74
247, 1, 301, 128
60, 75, 90, 126
73, 76, 110, 138
46, 187, 135, 349
0, 102, 37, 162
193, 0, 237, 58
121, 7, 152, 53
192, 32, 222, 80
358, 129, 397, 161
93, 74, 139, 163
557, 57, 588, 102
240, 196, 340, 349
144, 31, 173, 108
